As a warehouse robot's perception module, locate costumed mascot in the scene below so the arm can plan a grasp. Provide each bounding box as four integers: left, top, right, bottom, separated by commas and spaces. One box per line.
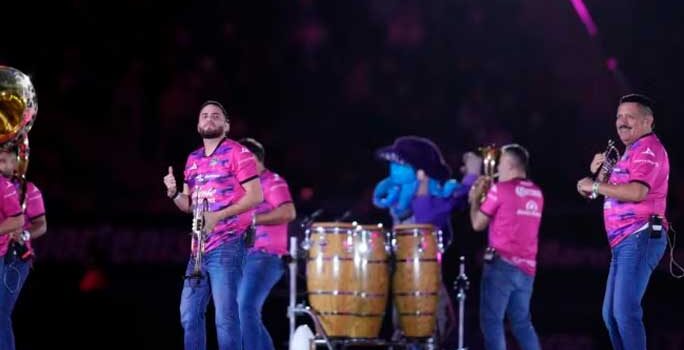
373, 136, 481, 244
372, 135, 482, 348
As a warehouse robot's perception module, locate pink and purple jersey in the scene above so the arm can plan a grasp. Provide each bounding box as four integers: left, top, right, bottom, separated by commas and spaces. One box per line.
252, 170, 293, 255
14, 182, 45, 254
0, 177, 25, 256
184, 138, 259, 253
603, 133, 669, 247
480, 178, 544, 276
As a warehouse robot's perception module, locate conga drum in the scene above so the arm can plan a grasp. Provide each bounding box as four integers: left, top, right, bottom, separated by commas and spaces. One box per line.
392, 224, 441, 338
306, 222, 390, 338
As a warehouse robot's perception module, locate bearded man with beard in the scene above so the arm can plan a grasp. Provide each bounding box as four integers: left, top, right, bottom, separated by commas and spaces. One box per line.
163, 100, 263, 350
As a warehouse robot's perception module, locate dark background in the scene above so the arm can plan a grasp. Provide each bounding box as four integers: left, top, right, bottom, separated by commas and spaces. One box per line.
3, 0, 684, 349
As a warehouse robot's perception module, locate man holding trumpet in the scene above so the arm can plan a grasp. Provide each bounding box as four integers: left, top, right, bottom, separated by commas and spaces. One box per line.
163, 100, 263, 350
576, 94, 669, 350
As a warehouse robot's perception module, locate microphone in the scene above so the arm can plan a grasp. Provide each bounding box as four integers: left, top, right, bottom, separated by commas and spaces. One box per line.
300, 209, 324, 227
308, 209, 324, 221
334, 210, 352, 222
299, 209, 324, 252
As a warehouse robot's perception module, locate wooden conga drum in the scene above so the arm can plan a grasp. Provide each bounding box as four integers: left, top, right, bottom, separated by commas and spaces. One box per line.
392, 224, 440, 338
306, 222, 390, 338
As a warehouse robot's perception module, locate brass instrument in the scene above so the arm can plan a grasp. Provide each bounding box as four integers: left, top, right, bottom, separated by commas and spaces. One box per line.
0, 66, 38, 207
477, 144, 501, 203
589, 140, 621, 199
186, 192, 209, 280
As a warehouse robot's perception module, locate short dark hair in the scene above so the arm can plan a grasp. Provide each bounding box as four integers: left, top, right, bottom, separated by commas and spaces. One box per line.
239, 137, 265, 163
501, 143, 529, 174
200, 100, 229, 120
619, 93, 655, 118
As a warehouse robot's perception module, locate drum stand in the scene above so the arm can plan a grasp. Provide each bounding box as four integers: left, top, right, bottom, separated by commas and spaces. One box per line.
288, 236, 405, 350
453, 256, 470, 350
288, 236, 334, 350
288, 236, 440, 350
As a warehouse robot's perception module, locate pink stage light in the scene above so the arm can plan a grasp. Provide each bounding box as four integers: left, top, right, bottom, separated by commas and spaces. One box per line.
570, 0, 598, 37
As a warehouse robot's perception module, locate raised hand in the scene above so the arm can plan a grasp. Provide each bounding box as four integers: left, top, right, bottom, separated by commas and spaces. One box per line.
462, 151, 483, 175
163, 166, 177, 198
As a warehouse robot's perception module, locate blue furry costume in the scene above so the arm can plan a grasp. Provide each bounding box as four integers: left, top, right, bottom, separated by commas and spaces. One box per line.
372, 136, 476, 245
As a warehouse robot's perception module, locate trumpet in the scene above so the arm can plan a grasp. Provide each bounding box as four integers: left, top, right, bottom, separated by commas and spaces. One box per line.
477, 144, 501, 203
589, 140, 621, 199
186, 192, 209, 280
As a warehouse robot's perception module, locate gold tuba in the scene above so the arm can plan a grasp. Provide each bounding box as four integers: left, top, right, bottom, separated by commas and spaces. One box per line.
0, 66, 38, 206
477, 144, 501, 203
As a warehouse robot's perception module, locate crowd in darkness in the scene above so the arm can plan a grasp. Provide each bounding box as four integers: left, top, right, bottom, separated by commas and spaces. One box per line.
3, 0, 684, 228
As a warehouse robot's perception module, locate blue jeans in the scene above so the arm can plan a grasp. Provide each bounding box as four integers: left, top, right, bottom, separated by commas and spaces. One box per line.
480, 258, 540, 350
0, 254, 30, 350
602, 229, 666, 350
237, 250, 284, 350
180, 238, 245, 350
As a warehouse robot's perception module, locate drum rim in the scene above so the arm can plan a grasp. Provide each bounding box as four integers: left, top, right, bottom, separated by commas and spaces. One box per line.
307, 257, 389, 263
310, 222, 357, 229
355, 224, 385, 231
308, 290, 388, 298
393, 223, 436, 230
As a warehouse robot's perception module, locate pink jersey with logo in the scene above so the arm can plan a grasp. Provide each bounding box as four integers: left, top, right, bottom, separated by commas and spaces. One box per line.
603, 133, 669, 247
0, 177, 25, 256
480, 178, 544, 276
184, 138, 259, 253
16, 182, 45, 253
252, 170, 293, 255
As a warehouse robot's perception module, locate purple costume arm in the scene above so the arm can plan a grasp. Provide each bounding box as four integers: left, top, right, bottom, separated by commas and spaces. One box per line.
411, 173, 478, 225
451, 173, 477, 211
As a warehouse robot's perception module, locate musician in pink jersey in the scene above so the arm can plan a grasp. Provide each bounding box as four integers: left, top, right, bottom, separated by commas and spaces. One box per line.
0, 148, 29, 350
163, 100, 263, 350
237, 138, 296, 350
0, 149, 48, 261
469, 144, 542, 350
577, 94, 669, 350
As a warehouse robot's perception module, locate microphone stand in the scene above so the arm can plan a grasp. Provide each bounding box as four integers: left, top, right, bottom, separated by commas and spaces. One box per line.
454, 256, 470, 350
334, 210, 352, 222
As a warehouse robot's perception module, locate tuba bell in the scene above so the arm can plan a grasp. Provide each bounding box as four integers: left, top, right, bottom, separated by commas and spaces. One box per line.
0, 66, 38, 206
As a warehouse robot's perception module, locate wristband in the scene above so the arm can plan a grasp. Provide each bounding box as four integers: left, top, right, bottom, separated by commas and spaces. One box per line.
590, 182, 600, 199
